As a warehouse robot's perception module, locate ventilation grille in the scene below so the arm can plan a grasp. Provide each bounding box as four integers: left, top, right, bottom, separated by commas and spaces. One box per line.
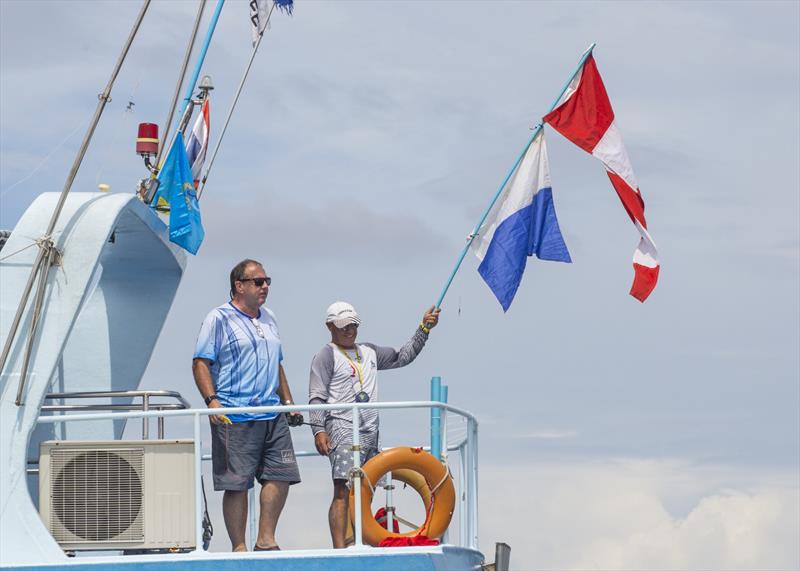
50, 448, 144, 543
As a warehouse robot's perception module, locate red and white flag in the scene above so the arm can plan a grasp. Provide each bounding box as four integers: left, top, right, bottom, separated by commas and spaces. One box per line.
544, 54, 659, 302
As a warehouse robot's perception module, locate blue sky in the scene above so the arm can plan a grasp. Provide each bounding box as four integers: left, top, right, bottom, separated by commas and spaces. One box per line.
1, 1, 798, 568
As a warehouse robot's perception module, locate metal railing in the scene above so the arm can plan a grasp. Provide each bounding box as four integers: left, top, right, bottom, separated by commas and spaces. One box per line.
42, 390, 191, 439
35, 401, 479, 551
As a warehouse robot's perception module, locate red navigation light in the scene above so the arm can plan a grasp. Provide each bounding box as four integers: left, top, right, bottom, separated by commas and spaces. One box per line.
136, 123, 159, 157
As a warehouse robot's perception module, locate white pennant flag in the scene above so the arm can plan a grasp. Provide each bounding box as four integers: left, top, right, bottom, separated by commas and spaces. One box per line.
249, 0, 270, 46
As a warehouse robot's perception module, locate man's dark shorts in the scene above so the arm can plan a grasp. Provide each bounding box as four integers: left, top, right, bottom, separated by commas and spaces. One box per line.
210, 414, 300, 491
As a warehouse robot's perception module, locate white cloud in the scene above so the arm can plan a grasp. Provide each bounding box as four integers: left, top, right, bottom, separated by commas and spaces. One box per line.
479, 459, 799, 571
196, 455, 799, 571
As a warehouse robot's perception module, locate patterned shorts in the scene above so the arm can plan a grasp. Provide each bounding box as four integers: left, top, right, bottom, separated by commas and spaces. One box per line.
210, 414, 301, 491
328, 444, 380, 484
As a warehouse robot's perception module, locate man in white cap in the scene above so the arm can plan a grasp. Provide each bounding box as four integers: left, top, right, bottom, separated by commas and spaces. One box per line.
308, 302, 440, 548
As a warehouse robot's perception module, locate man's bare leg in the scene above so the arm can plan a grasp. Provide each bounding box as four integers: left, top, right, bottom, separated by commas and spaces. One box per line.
329, 480, 349, 549
255, 480, 289, 549
222, 490, 249, 552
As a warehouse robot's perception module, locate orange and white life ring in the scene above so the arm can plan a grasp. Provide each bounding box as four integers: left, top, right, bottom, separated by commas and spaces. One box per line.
344, 468, 432, 544
348, 447, 455, 546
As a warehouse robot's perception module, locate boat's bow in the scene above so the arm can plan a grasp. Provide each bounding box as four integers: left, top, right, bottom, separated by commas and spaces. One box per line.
0, 192, 186, 565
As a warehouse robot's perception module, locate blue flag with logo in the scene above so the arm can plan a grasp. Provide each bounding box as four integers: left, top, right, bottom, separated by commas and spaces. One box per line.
154, 132, 205, 255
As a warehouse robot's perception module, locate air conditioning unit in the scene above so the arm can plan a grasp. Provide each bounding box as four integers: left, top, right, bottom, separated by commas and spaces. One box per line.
39, 440, 196, 551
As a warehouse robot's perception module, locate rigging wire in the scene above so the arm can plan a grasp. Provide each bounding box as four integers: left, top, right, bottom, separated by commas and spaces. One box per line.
197, 1, 276, 199
0, 123, 84, 198
0, 0, 153, 395
94, 75, 143, 188
0, 239, 39, 262
156, 0, 207, 169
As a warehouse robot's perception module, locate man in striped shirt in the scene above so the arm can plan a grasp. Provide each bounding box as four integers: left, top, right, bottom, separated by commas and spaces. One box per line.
193, 259, 300, 552
308, 301, 440, 548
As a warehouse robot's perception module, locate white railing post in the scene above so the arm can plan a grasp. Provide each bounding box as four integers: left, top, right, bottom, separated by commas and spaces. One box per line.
142, 393, 150, 439
385, 470, 394, 531
467, 417, 479, 550
440, 386, 449, 545
249, 487, 257, 549
352, 404, 363, 547
193, 412, 204, 551
459, 440, 467, 548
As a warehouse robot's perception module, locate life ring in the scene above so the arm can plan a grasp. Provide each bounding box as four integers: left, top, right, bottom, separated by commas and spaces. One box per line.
348, 447, 455, 546
345, 468, 433, 544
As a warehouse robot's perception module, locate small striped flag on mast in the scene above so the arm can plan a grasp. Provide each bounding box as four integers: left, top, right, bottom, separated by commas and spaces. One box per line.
186, 99, 210, 189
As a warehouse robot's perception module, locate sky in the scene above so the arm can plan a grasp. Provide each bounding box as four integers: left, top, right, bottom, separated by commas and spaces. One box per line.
1, 1, 799, 569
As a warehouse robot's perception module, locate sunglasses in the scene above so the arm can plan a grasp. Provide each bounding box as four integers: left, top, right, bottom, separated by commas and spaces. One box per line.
239, 277, 271, 287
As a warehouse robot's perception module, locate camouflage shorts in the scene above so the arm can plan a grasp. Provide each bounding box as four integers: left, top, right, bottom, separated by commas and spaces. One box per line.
328, 444, 380, 485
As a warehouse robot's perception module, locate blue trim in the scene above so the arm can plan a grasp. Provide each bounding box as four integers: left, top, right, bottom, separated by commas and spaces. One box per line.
5, 546, 484, 571
227, 301, 261, 320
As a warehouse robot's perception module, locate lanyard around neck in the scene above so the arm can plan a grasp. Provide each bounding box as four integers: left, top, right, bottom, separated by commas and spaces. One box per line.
336, 345, 363, 388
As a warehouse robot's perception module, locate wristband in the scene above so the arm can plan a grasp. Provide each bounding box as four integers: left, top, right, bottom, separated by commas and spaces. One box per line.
419, 323, 430, 334
204, 394, 218, 405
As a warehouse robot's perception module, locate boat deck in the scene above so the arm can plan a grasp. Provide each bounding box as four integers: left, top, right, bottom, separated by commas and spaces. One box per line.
6, 545, 485, 571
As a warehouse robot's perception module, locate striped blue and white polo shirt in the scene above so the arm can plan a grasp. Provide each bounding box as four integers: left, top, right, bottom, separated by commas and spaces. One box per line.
194, 303, 283, 422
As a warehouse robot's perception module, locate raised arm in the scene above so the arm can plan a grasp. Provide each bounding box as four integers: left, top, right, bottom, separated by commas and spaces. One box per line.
364, 306, 441, 370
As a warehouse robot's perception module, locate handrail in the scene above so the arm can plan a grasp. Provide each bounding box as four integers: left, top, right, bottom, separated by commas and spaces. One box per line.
35, 400, 478, 424
43, 389, 191, 439
41, 404, 186, 411
35, 400, 479, 551
45, 389, 191, 408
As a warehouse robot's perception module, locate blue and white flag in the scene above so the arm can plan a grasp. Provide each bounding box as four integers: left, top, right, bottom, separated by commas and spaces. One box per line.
157, 132, 205, 255
472, 131, 571, 311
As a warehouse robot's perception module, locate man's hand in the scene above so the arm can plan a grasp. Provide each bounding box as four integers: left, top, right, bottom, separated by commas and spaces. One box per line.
286, 411, 303, 427
314, 432, 331, 456
207, 399, 231, 425
422, 306, 441, 330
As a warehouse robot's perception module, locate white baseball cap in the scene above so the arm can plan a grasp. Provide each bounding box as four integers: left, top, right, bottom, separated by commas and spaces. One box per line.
325, 301, 361, 328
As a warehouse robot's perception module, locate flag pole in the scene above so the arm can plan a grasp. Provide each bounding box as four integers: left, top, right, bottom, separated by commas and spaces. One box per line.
197, 3, 276, 199
155, 0, 207, 167
163, 0, 225, 158
433, 43, 596, 309
178, 0, 225, 122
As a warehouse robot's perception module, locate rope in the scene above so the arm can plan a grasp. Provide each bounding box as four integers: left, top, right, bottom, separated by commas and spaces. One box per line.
0, 240, 38, 262
349, 466, 376, 496
429, 463, 453, 496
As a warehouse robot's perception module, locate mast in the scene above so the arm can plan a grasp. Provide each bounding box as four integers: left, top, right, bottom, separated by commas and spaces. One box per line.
0, 0, 152, 402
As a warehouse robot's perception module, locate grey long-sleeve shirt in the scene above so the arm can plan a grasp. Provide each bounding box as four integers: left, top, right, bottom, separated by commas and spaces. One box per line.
308, 328, 429, 449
